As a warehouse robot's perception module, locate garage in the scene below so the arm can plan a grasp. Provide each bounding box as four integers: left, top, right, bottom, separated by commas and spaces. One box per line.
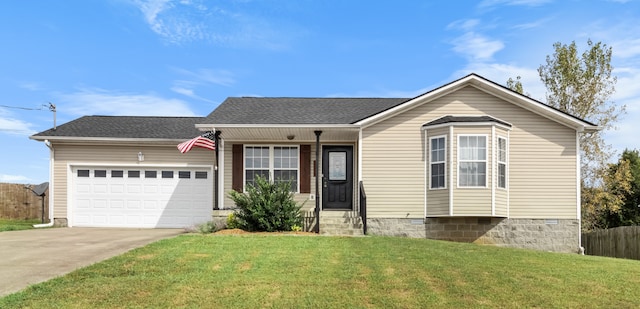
71, 166, 213, 228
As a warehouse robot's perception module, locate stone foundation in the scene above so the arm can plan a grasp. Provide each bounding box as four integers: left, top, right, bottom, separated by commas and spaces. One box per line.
211, 209, 236, 229
367, 217, 580, 253
53, 218, 68, 227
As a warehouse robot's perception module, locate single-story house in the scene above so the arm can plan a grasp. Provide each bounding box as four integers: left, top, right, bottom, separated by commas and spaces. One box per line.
31, 74, 598, 253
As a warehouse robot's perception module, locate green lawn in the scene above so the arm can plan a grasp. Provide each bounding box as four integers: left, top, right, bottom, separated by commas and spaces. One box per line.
0, 219, 40, 232
1, 235, 640, 308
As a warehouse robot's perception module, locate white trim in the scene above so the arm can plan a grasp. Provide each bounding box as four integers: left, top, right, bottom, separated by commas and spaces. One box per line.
491, 126, 496, 216
576, 131, 582, 247
358, 129, 363, 183
422, 121, 512, 132
218, 138, 225, 209
243, 145, 301, 193
48, 143, 54, 221
198, 123, 360, 129
424, 129, 428, 218
428, 135, 447, 190
457, 134, 489, 188
496, 136, 508, 190
30, 136, 188, 143
507, 131, 510, 218
449, 126, 454, 216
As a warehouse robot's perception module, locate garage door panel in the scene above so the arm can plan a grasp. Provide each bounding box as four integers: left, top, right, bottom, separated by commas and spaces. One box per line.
72, 166, 213, 228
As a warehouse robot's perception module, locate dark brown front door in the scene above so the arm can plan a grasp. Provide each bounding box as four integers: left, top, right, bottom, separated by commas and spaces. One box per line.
322, 145, 353, 210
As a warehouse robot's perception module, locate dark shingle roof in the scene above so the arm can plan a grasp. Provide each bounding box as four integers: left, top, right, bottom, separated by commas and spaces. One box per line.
31, 116, 205, 139
205, 97, 410, 124
423, 115, 512, 128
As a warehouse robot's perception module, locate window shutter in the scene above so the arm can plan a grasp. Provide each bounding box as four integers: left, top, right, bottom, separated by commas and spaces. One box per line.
300, 145, 311, 193
232, 144, 243, 192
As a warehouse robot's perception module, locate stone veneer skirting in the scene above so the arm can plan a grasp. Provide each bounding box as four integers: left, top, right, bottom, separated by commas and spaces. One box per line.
367, 217, 580, 253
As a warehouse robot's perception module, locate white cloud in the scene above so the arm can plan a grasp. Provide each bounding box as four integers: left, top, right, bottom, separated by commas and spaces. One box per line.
0, 174, 32, 183
0, 116, 36, 135
59, 88, 197, 116
451, 32, 505, 61
128, 0, 296, 49
172, 67, 235, 87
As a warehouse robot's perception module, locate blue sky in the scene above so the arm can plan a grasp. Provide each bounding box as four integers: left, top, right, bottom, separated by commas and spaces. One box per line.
1, 0, 639, 184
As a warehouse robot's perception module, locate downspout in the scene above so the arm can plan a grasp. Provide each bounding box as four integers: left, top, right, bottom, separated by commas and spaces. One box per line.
214, 130, 221, 210
34, 140, 55, 228
314, 130, 322, 233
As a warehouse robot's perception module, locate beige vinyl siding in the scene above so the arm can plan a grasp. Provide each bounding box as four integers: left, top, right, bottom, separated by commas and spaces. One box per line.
52, 143, 215, 219
426, 127, 449, 216
452, 127, 492, 216
222, 142, 318, 211
362, 85, 577, 219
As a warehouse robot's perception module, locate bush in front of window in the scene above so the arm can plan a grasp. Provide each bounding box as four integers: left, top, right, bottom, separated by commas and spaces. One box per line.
229, 175, 303, 232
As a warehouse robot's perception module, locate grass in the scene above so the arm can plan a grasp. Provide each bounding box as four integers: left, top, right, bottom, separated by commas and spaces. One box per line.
0, 219, 40, 232
1, 235, 640, 308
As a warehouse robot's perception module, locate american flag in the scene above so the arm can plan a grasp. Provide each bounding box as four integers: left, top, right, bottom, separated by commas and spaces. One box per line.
177, 133, 216, 153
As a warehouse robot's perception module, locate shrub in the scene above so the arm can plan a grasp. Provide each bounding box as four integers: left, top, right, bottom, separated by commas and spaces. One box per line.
228, 175, 303, 232
196, 221, 217, 234
226, 213, 240, 229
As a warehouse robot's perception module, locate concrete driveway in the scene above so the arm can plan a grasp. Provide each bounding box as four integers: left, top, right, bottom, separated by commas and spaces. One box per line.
0, 227, 183, 297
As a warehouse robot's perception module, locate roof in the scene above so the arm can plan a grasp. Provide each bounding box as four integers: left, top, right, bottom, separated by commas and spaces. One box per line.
422, 115, 512, 128
31, 116, 205, 140
205, 97, 409, 124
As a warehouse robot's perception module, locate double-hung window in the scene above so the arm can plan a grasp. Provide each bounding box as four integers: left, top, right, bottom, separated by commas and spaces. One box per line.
430, 136, 446, 189
497, 137, 507, 189
245, 146, 299, 191
458, 135, 487, 187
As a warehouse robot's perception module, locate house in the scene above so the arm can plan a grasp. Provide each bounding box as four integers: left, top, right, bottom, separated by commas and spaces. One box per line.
31, 74, 598, 253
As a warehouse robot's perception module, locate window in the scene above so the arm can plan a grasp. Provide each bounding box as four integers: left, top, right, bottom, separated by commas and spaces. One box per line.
128, 170, 140, 178
179, 171, 191, 179
77, 170, 89, 177
430, 136, 446, 189
195, 171, 208, 179
245, 146, 270, 188
145, 170, 157, 178
458, 135, 486, 187
245, 146, 299, 191
274, 146, 298, 191
111, 170, 124, 178
497, 137, 507, 189
161, 171, 174, 179
95, 170, 107, 178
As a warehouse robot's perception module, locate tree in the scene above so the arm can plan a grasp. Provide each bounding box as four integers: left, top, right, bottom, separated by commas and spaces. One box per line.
604, 149, 640, 227
506, 76, 525, 94
582, 156, 632, 230
537, 39, 625, 231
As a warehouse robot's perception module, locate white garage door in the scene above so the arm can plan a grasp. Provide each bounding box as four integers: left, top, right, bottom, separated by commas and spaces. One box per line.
71, 166, 213, 228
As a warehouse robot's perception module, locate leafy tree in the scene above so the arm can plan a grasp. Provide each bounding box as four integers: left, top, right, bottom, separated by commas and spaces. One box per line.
506, 76, 525, 94
582, 156, 632, 230
537, 39, 626, 231
228, 175, 303, 232
604, 149, 640, 227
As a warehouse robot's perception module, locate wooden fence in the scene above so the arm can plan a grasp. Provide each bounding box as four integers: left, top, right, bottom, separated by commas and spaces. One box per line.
582, 226, 640, 260
0, 183, 49, 221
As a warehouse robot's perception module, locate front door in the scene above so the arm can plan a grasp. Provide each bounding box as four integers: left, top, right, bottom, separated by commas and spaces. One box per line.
322, 145, 353, 210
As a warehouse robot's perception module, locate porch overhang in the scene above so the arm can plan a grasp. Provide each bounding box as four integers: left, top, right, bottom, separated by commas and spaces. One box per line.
194, 124, 360, 142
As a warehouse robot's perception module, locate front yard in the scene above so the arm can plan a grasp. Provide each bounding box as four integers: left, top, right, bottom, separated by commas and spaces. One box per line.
1, 234, 639, 308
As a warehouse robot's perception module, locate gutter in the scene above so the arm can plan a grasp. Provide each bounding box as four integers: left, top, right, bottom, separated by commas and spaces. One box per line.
33, 140, 55, 228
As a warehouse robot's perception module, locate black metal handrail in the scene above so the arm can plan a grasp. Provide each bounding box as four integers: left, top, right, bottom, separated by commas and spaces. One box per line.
359, 181, 367, 235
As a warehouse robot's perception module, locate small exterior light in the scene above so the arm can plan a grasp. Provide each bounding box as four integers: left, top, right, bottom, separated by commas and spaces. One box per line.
287, 135, 295, 140
137, 152, 144, 162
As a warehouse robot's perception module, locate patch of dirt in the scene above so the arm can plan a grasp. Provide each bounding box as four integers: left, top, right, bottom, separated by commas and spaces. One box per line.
212, 228, 317, 236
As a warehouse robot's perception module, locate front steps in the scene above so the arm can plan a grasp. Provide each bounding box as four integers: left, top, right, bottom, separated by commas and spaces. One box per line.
319, 211, 364, 236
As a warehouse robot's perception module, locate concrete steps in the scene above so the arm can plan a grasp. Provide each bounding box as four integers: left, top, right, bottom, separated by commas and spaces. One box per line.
319, 211, 364, 236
